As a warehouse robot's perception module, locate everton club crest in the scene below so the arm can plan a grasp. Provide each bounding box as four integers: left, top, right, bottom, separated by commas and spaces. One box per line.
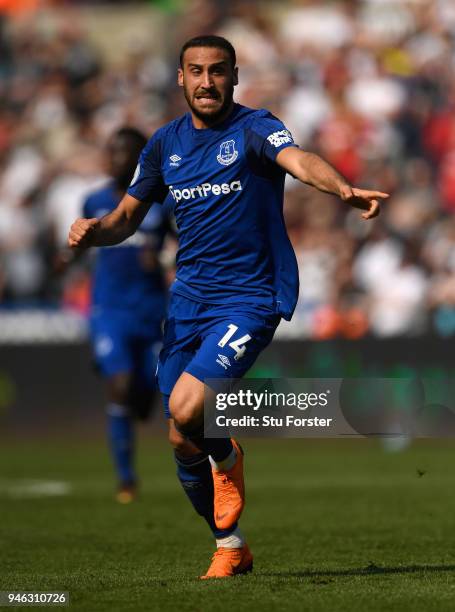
217, 140, 238, 166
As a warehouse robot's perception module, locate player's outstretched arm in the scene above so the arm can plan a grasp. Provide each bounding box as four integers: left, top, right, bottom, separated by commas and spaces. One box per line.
276, 147, 389, 219
68, 194, 151, 249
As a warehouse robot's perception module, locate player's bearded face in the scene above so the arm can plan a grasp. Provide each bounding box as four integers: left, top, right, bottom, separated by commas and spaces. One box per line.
179, 47, 237, 124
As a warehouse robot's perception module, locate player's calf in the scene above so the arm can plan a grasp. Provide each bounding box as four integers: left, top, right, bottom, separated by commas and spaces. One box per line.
169, 422, 250, 580
106, 402, 136, 500
169, 374, 246, 530
169, 419, 241, 537
105, 374, 139, 499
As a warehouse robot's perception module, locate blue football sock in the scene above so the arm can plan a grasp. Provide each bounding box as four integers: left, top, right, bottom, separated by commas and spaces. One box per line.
175, 451, 237, 539
106, 403, 136, 485
174, 421, 234, 463
194, 436, 233, 463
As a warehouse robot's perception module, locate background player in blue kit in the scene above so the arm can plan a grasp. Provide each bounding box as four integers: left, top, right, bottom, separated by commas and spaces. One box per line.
68, 36, 389, 577
74, 127, 171, 503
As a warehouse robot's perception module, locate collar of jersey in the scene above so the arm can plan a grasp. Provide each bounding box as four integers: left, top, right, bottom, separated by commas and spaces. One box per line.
187, 103, 242, 138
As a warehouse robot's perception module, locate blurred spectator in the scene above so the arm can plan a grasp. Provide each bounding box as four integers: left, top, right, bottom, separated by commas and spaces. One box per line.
357, 240, 429, 337
0, 187, 47, 302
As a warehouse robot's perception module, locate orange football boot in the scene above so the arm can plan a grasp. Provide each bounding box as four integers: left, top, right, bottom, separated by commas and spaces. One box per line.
200, 545, 253, 579
116, 482, 137, 504
212, 439, 245, 530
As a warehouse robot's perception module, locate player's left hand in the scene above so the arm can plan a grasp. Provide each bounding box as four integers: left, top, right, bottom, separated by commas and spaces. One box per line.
339, 185, 389, 220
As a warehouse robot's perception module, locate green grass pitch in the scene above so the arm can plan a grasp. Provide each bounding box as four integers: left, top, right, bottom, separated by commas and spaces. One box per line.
1, 436, 455, 611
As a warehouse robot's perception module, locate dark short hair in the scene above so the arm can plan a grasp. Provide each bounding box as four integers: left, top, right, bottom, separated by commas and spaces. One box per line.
113, 127, 147, 150
179, 35, 236, 69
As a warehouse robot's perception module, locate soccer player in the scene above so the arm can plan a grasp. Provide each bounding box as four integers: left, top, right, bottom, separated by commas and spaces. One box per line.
68, 36, 388, 577
67, 127, 172, 503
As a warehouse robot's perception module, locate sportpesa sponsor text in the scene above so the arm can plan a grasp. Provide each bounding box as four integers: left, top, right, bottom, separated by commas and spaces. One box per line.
169, 180, 242, 203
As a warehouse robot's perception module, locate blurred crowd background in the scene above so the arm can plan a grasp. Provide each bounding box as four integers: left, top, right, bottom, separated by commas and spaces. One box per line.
0, 0, 454, 340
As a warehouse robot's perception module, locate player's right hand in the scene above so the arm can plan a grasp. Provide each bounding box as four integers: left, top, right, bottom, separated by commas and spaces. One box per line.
68, 218, 99, 248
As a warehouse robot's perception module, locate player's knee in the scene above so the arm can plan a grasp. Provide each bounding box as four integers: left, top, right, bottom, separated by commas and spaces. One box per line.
169, 373, 205, 435
169, 391, 201, 435
107, 373, 131, 405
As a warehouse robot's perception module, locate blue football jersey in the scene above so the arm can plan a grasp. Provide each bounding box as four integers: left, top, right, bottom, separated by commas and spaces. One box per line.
83, 182, 169, 315
127, 103, 299, 321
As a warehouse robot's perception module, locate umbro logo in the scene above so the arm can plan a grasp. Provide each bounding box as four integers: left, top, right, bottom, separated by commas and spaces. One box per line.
216, 354, 231, 369
169, 154, 181, 167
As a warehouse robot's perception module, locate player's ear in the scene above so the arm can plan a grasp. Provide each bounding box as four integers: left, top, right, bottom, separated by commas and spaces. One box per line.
233, 67, 238, 86
178, 68, 184, 87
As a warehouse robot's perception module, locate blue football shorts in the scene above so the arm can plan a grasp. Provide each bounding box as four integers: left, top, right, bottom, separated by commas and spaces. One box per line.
90, 308, 163, 387
157, 293, 281, 418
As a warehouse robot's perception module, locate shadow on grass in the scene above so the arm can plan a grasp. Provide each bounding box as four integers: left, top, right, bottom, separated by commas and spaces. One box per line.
262, 564, 455, 579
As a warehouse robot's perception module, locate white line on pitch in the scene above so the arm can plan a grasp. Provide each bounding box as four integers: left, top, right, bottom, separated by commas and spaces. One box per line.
0, 479, 71, 498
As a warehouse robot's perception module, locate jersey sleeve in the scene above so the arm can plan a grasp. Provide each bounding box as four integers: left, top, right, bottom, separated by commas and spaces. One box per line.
127, 131, 168, 204
245, 113, 298, 170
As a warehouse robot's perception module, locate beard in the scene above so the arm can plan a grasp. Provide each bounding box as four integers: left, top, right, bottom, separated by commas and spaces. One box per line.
183, 82, 234, 125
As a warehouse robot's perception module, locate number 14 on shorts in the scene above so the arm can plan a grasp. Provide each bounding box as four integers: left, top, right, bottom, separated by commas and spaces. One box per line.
218, 324, 251, 361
